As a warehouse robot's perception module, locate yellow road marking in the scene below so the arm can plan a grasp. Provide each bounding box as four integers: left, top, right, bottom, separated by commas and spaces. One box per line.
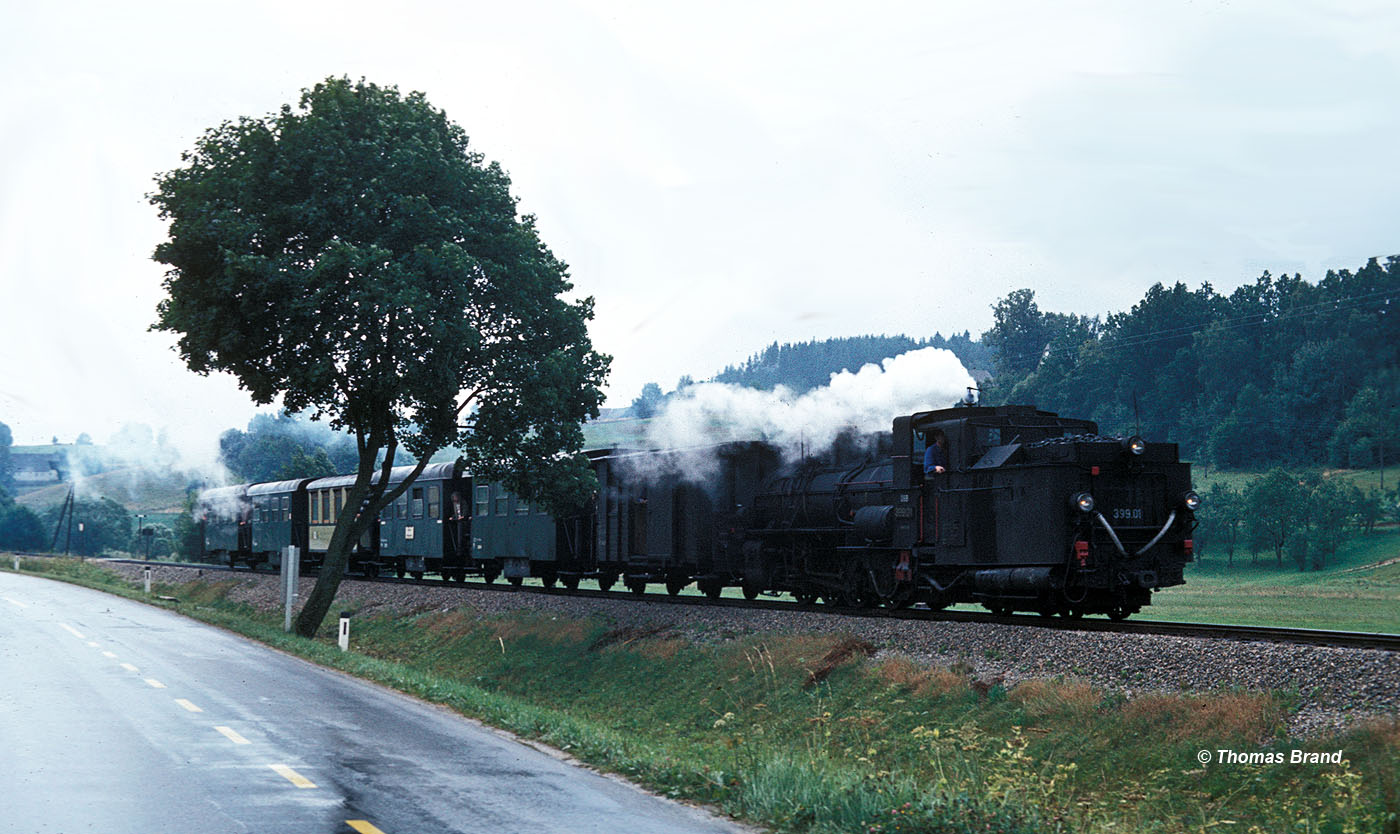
3, 597, 25, 608
145, 679, 167, 689
214, 726, 250, 745
175, 699, 202, 712
120, 663, 139, 673
59, 623, 85, 639
347, 821, 388, 834
269, 764, 316, 788
102, 651, 118, 658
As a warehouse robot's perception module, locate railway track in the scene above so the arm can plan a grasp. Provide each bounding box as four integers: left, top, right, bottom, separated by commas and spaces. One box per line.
17, 553, 1400, 653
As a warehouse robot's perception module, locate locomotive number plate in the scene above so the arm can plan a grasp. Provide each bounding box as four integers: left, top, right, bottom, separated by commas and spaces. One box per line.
1112, 508, 1143, 521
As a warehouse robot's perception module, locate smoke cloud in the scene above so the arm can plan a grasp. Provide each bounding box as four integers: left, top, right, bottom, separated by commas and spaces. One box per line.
629, 347, 976, 483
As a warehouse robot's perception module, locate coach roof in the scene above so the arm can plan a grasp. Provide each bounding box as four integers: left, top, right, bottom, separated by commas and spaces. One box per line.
306, 461, 464, 491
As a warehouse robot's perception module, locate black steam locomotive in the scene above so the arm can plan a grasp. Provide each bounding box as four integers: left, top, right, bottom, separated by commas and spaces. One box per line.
734, 404, 1198, 619
202, 403, 1197, 620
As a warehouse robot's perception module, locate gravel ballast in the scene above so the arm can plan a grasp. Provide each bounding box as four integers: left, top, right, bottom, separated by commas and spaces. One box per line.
102, 561, 1399, 736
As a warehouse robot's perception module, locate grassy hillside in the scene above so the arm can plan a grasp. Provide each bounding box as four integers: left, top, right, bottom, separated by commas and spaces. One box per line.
16, 467, 193, 514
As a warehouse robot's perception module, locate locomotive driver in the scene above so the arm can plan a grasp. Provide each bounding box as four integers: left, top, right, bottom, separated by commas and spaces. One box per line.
923, 428, 947, 476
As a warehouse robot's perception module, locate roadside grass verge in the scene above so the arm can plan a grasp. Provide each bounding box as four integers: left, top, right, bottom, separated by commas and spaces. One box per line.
5, 556, 1398, 833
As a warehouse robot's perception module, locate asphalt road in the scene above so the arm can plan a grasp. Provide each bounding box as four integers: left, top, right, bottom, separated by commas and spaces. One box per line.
0, 571, 754, 834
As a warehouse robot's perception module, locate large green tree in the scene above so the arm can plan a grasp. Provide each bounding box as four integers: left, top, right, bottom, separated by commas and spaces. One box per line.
151, 78, 609, 637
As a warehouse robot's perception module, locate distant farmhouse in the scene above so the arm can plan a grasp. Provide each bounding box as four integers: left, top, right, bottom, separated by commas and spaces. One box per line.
10, 447, 68, 491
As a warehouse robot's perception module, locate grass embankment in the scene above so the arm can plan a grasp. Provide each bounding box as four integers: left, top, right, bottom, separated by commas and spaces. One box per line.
5, 556, 1397, 834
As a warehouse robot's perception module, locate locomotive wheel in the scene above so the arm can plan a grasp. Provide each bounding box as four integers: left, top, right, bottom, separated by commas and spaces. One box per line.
1065, 608, 1084, 619
794, 591, 818, 606
1107, 607, 1130, 621
989, 605, 1012, 617
699, 580, 723, 600
542, 574, 557, 589
508, 575, 524, 587
741, 583, 760, 601
666, 578, 687, 596
626, 577, 647, 595
562, 575, 580, 591
410, 571, 424, 580
483, 570, 499, 584
598, 573, 617, 592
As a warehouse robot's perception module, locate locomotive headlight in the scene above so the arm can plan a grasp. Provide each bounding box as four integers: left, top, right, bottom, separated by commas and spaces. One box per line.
1182, 490, 1202, 512
1122, 435, 1147, 456
1070, 492, 1095, 513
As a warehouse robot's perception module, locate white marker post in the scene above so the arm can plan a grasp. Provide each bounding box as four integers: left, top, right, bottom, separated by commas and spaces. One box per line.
143, 567, 152, 594
281, 545, 301, 633
338, 612, 350, 652
12, 555, 18, 571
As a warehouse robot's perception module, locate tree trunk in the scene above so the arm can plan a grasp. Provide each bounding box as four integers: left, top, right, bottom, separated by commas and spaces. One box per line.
294, 482, 371, 638
292, 433, 432, 639
294, 443, 381, 638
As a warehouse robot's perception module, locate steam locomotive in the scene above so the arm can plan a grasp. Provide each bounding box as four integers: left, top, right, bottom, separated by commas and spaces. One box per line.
201, 403, 1197, 620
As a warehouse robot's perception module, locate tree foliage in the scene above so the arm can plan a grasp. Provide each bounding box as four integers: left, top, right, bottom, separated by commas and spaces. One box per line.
0, 486, 44, 551
41, 497, 131, 557
715, 333, 992, 394
150, 77, 608, 635
630, 382, 664, 419
219, 411, 359, 482
0, 420, 12, 491
982, 259, 1400, 469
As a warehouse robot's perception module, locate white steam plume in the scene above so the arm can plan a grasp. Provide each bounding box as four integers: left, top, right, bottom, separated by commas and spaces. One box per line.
631, 347, 975, 482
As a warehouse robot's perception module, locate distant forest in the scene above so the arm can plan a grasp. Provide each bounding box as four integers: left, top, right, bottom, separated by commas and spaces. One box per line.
983, 256, 1400, 469
713, 332, 995, 394
633, 255, 1398, 472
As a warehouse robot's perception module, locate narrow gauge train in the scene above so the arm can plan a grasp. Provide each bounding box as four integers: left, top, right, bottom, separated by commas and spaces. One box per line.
200, 403, 1198, 619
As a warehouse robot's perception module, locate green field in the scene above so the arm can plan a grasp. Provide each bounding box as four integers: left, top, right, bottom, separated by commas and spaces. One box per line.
1193, 462, 1400, 494
1137, 530, 1400, 633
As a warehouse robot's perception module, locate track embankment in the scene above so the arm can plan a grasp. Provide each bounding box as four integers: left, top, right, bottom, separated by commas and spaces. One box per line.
91, 558, 1400, 736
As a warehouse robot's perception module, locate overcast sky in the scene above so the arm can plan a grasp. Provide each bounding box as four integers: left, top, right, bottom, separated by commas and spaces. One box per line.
3, 0, 1398, 462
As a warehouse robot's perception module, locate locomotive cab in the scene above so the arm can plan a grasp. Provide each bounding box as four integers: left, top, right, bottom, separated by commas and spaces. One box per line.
901, 405, 1195, 619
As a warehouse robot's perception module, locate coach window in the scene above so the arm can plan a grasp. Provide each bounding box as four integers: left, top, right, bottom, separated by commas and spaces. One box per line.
475, 485, 490, 516
334, 489, 343, 517
515, 498, 529, 515
411, 486, 424, 519
396, 493, 408, 519
321, 491, 330, 522
281, 496, 290, 521
495, 488, 508, 516
427, 486, 440, 519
